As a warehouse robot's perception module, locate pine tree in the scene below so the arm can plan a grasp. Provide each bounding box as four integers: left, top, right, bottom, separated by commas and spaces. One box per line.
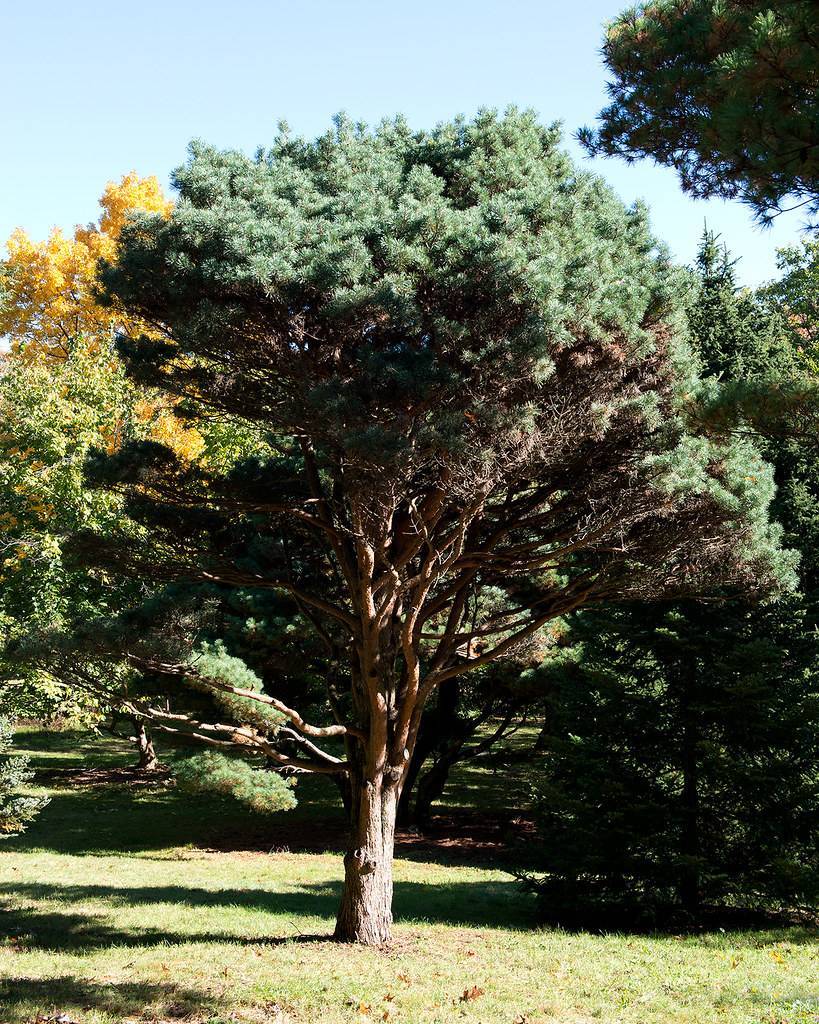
581, 1, 819, 225
54, 112, 793, 944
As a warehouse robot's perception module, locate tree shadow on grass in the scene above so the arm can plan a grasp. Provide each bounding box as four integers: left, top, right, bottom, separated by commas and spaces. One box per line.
0, 877, 535, 952
4, 881, 817, 953
3, 786, 272, 858
9, 784, 532, 871
0, 976, 222, 1023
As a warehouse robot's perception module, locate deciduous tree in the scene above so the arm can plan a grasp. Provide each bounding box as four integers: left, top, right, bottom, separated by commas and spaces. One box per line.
0, 174, 209, 756
1, 173, 172, 361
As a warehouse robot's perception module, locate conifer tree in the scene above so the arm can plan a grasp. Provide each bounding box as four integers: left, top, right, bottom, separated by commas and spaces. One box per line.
582, 1, 819, 225
0, 719, 48, 838
526, 233, 819, 923
60, 112, 793, 944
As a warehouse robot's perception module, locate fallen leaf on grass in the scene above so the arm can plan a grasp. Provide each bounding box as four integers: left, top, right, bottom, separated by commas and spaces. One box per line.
459, 986, 485, 1002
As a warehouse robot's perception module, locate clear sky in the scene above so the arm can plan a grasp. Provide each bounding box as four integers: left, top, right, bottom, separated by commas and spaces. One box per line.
1, 0, 807, 287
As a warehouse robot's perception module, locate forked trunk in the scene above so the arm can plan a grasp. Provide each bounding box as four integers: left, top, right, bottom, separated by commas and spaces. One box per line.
334, 776, 398, 944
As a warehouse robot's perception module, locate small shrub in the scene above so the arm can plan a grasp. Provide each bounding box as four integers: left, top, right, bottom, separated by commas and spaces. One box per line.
0, 718, 49, 837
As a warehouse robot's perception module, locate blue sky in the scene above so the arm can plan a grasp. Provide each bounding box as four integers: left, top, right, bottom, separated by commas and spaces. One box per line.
1, 0, 806, 287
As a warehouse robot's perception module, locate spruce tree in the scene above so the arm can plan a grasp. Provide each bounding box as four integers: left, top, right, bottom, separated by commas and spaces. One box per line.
527, 233, 819, 923
0, 719, 48, 838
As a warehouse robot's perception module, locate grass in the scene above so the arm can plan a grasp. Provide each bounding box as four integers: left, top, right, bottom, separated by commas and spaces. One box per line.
0, 729, 817, 1024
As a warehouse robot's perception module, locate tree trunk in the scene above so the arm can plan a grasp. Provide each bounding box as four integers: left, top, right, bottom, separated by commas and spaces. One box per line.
135, 722, 159, 772
414, 755, 457, 826
396, 734, 432, 826
532, 719, 550, 753
678, 672, 700, 918
332, 773, 354, 822
396, 679, 460, 827
334, 776, 398, 945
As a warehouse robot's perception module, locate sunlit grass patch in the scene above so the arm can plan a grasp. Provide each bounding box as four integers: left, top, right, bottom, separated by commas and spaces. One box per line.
1, 729, 816, 1024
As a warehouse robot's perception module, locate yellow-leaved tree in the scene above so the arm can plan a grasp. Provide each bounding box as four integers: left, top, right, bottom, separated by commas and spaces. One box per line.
0, 172, 203, 462
0, 173, 266, 760
0, 174, 207, 738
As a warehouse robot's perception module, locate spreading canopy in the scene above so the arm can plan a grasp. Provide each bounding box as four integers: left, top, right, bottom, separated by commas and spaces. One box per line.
94, 111, 790, 607
60, 110, 795, 944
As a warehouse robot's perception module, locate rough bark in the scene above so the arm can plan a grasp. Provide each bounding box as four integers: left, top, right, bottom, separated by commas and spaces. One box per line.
334, 775, 398, 944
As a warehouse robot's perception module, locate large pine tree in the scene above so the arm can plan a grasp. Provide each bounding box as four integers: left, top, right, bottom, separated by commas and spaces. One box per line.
57, 113, 792, 944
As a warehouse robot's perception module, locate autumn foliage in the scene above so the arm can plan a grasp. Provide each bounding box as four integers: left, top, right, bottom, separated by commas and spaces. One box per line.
1, 173, 202, 463
2, 173, 173, 360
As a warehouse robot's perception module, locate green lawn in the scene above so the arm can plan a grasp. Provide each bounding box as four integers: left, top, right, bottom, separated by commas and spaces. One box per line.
0, 729, 817, 1024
